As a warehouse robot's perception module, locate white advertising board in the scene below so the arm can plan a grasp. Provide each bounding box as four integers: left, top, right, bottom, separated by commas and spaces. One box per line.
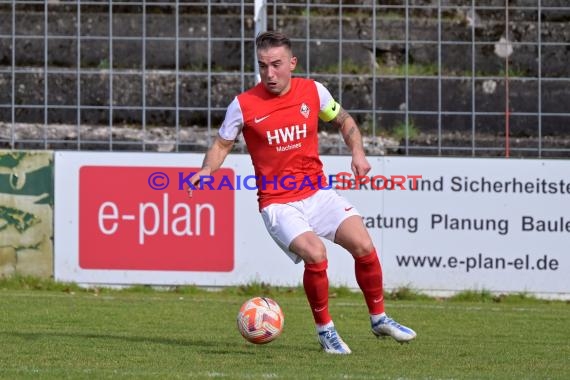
54, 152, 569, 298
333, 156, 569, 297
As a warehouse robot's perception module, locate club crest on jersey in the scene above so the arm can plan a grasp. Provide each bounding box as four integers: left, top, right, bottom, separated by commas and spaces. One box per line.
300, 103, 310, 119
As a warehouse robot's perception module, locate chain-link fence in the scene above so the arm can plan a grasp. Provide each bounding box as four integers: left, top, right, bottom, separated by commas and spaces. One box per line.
0, 1, 569, 157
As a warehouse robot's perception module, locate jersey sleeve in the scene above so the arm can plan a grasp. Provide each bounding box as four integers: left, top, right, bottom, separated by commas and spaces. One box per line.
218, 97, 244, 140
315, 81, 341, 122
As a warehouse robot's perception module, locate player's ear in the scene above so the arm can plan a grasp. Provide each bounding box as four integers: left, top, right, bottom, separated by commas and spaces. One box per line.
289, 56, 297, 72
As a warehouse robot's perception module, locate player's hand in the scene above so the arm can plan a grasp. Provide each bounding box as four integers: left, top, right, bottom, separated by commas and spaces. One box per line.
351, 153, 371, 177
187, 168, 210, 198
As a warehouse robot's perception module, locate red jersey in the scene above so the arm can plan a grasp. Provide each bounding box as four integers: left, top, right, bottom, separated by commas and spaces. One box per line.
219, 78, 336, 209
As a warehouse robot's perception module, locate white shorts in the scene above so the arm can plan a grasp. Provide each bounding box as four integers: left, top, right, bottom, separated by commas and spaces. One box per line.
260, 189, 361, 263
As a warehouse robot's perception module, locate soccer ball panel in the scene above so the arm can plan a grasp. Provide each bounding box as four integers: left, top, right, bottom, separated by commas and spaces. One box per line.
236, 297, 284, 344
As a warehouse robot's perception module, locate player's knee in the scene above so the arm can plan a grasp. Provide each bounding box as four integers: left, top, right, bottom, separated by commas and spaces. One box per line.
298, 243, 327, 264
290, 234, 327, 263
304, 250, 327, 264
350, 239, 375, 258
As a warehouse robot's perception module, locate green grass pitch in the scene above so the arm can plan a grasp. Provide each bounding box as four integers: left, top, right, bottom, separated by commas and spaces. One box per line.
0, 279, 568, 379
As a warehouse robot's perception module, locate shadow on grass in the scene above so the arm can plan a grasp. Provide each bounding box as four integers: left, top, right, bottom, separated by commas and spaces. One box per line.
1, 330, 260, 355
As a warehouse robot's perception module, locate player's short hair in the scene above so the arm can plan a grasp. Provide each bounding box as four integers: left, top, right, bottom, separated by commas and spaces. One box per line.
255, 31, 292, 52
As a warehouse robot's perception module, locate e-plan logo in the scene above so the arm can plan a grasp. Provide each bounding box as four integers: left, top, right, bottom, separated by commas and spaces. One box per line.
78, 166, 235, 272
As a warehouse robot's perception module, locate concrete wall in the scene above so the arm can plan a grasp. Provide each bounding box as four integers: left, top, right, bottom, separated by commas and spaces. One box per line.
0, 6, 568, 138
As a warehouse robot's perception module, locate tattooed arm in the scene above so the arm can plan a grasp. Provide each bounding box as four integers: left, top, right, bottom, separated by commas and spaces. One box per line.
331, 107, 371, 177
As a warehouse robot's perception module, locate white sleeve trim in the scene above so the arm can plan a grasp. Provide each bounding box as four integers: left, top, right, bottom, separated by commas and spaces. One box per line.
219, 97, 244, 140
314, 81, 335, 112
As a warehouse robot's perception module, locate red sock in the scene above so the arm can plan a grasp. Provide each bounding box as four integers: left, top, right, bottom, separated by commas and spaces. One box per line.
354, 248, 385, 315
303, 260, 331, 325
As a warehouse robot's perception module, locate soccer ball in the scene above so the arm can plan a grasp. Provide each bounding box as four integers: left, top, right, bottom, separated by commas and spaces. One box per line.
236, 297, 285, 344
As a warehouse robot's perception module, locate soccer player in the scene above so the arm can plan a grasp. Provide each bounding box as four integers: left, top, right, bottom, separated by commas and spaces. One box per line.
188, 31, 416, 354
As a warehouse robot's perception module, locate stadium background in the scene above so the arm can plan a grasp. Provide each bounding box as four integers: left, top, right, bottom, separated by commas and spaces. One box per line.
1, 0, 569, 156
0, 1, 568, 297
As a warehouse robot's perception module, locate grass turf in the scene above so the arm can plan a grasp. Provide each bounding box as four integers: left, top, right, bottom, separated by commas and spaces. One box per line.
0, 279, 568, 379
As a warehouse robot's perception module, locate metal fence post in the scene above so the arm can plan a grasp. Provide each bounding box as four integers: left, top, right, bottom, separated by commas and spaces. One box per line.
254, 0, 267, 84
